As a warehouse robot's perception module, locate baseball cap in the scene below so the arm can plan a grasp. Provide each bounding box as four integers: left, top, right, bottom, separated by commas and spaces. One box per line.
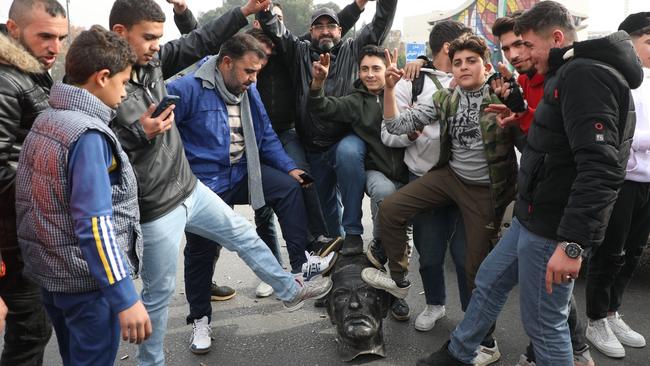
618, 12, 650, 35
310, 8, 340, 26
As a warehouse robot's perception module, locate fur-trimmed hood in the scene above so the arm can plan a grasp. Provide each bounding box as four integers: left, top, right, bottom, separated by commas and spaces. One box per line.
0, 25, 44, 74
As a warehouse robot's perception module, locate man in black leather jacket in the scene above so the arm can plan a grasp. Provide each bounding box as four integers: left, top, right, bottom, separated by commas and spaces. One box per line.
0, 1, 67, 364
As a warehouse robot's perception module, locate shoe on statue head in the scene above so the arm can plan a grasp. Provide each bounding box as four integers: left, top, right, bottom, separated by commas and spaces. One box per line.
210, 282, 236, 301
189, 316, 211, 354
340, 234, 364, 256
586, 317, 625, 358
391, 297, 410, 321
302, 251, 337, 281
313, 235, 343, 257
360, 267, 410, 299
255, 281, 274, 298
283, 276, 333, 312
472, 339, 500, 366
415, 304, 446, 331
366, 239, 387, 269
607, 312, 646, 348
416, 341, 473, 366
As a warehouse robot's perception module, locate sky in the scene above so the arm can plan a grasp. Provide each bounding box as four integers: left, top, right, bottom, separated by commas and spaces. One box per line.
0, 0, 647, 43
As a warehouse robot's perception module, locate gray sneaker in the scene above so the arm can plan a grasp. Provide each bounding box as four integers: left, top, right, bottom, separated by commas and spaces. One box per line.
283, 276, 332, 312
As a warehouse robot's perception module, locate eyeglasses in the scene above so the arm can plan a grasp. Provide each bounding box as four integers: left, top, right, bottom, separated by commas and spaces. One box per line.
312, 23, 339, 31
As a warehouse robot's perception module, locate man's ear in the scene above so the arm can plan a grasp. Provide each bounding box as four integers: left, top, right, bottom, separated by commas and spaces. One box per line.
93, 69, 112, 88
551, 29, 565, 48
5, 19, 19, 38
442, 42, 451, 55
485, 62, 493, 75
112, 24, 127, 36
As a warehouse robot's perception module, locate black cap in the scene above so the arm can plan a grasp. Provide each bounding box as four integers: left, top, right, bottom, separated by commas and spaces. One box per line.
618, 12, 650, 35
310, 8, 339, 26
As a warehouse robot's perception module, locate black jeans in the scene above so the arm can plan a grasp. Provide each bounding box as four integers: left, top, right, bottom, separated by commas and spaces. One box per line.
586, 180, 650, 319
0, 249, 52, 366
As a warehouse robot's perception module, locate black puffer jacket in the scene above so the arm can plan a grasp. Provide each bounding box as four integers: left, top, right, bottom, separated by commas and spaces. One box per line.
259, 0, 397, 151
0, 26, 52, 254
515, 31, 644, 249
111, 8, 248, 222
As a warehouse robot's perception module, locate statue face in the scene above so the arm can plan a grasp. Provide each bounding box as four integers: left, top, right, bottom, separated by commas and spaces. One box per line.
327, 255, 390, 361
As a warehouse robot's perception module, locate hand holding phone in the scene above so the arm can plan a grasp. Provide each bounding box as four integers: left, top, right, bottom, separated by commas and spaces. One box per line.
151, 95, 180, 118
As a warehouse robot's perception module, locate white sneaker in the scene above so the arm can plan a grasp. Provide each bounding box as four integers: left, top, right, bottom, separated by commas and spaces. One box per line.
255, 281, 274, 298
360, 268, 410, 299
283, 276, 333, 312
414, 304, 446, 331
189, 316, 211, 354
607, 312, 646, 348
301, 251, 336, 281
516, 354, 536, 366
586, 317, 625, 358
472, 340, 500, 366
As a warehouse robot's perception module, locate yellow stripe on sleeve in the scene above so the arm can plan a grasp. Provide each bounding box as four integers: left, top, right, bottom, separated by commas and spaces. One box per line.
92, 217, 115, 285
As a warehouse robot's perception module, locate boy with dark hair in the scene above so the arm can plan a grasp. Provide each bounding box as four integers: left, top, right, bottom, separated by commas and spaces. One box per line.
417, 1, 643, 365
15, 25, 151, 366
583, 12, 650, 359
364, 35, 521, 365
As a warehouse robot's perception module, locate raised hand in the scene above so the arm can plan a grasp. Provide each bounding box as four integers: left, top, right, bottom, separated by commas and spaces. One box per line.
384, 48, 404, 89
166, 0, 187, 14
402, 58, 426, 81
310, 53, 331, 90
489, 63, 514, 100
241, 0, 272, 17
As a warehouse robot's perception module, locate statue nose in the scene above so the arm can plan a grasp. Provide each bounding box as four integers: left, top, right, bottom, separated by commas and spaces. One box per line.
348, 300, 361, 309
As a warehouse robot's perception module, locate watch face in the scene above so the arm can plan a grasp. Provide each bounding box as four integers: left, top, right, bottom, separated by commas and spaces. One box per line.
565, 243, 582, 258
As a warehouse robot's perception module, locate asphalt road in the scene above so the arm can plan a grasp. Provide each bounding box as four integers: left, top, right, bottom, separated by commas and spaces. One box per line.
8, 198, 650, 366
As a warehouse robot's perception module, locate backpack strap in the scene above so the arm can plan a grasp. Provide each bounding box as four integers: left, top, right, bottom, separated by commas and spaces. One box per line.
410, 72, 444, 105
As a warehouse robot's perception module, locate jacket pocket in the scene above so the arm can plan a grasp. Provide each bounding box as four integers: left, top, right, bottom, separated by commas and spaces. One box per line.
518, 149, 546, 203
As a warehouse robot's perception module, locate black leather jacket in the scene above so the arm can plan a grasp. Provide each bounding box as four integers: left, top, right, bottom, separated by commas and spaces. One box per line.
110, 7, 248, 222
0, 26, 52, 254
259, 0, 397, 151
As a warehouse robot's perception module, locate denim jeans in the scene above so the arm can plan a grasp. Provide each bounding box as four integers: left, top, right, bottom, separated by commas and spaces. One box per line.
306, 134, 366, 237
365, 170, 403, 240
448, 218, 574, 365
137, 181, 299, 366
409, 173, 470, 310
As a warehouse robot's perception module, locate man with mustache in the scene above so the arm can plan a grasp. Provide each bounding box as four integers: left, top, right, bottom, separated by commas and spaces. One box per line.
0, 0, 68, 364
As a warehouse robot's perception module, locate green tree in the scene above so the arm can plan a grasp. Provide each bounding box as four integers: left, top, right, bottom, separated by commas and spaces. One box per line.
197, 0, 247, 26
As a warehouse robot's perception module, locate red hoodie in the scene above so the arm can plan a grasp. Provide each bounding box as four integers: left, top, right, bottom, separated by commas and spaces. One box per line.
517, 72, 545, 134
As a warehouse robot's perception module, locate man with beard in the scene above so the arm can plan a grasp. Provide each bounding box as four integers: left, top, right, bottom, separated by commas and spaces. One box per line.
0, 0, 67, 364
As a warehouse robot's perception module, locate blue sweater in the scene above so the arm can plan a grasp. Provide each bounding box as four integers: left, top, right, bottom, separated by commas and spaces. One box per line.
167, 61, 296, 194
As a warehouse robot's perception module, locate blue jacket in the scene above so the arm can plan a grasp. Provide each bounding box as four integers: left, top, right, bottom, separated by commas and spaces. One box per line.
167, 56, 297, 195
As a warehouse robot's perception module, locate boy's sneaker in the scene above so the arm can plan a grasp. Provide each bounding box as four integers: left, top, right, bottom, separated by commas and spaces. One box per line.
415, 304, 446, 331
255, 281, 274, 298
341, 234, 364, 255
391, 298, 410, 321
516, 354, 536, 366
607, 312, 646, 348
302, 251, 337, 281
210, 282, 236, 301
472, 340, 500, 366
360, 268, 410, 299
586, 317, 625, 358
314, 235, 343, 257
283, 276, 333, 312
189, 316, 211, 354
573, 346, 595, 366
366, 239, 387, 269
417, 341, 473, 366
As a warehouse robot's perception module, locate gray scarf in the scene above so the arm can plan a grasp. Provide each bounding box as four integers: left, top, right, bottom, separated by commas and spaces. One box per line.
207, 61, 265, 209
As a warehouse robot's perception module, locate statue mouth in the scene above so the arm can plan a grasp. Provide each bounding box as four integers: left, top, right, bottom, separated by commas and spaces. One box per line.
343, 315, 375, 328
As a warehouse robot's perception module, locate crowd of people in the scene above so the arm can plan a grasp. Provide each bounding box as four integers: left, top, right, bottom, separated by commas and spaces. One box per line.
0, 0, 647, 365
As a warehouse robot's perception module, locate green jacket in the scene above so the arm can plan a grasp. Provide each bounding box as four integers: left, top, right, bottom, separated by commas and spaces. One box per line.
433, 86, 521, 224
308, 81, 409, 183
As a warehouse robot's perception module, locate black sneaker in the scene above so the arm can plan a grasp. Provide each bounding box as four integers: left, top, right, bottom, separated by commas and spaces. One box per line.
314, 235, 343, 257
366, 239, 387, 269
340, 234, 363, 256
391, 297, 410, 321
417, 341, 473, 366
210, 283, 236, 301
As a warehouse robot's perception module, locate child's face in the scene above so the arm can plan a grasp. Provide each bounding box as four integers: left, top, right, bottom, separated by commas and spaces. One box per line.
451, 49, 491, 90
96, 66, 132, 109
359, 55, 386, 95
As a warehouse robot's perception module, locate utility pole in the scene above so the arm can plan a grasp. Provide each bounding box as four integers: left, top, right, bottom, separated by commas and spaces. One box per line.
66, 0, 70, 39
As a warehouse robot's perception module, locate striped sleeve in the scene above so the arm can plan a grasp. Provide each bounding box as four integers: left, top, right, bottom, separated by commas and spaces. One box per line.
69, 131, 138, 312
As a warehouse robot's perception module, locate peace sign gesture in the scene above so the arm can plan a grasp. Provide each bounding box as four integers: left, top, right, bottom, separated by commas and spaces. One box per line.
310, 53, 331, 91
384, 48, 404, 90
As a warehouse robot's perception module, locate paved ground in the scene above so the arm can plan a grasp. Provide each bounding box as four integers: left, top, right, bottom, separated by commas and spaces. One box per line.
8, 198, 650, 365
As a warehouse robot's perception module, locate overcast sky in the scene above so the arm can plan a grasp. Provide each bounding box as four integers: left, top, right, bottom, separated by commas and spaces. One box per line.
0, 0, 646, 43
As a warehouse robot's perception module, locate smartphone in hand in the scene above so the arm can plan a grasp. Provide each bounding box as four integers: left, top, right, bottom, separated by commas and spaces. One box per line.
151, 95, 180, 118
299, 172, 314, 185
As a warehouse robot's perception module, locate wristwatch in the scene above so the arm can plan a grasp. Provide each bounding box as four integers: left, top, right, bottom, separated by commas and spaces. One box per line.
559, 241, 583, 259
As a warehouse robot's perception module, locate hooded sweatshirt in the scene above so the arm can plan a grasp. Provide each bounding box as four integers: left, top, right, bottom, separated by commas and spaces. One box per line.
626, 67, 650, 182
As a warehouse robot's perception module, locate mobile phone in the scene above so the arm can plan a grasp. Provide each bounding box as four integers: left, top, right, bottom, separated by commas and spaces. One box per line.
299, 172, 314, 185
151, 95, 180, 118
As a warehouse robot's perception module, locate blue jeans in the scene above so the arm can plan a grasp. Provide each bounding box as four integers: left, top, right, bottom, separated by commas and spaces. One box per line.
448, 218, 574, 365
306, 134, 366, 237
184, 165, 309, 323
137, 181, 299, 366
365, 170, 403, 240
408, 173, 469, 310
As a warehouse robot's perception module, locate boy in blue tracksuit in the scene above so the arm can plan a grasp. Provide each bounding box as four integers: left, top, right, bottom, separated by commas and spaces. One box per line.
15, 26, 151, 366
